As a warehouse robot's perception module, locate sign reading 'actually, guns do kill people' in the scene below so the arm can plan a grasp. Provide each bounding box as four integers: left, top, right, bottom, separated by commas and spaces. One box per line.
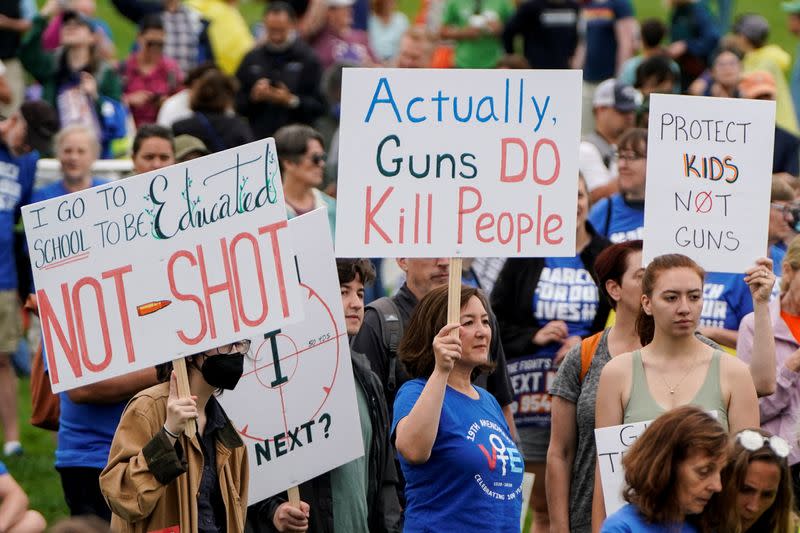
22, 138, 304, 393
335, 68, 582, 258
220, 208, 364, 504
643, 94, 775, 273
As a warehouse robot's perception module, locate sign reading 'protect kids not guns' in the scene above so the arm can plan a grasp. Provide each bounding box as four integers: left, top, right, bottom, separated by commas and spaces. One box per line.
643, 94, 775, 273
335, 68, 581, 257
22, 138, 304, 393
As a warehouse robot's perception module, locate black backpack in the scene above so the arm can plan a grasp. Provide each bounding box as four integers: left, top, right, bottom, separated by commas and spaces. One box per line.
366, 297, 405, 393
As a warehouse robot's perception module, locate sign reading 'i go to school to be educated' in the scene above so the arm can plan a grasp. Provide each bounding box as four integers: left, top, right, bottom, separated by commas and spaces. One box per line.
23, 139, 304, 393
335, 68, 582, 258
643, 94, 775, 273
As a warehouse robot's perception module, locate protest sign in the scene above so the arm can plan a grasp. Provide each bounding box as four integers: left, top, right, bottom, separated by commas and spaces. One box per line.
643, 94, 775, 273
23, 138, 303, 393
594, 420, 651, 515
335, 68, 581, 258
219, 208, 364, 504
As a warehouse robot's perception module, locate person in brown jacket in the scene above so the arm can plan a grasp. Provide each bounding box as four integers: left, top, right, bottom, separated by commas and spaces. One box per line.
100, 341, 251, 533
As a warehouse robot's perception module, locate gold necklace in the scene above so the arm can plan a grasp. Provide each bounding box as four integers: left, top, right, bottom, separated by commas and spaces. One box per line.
657, 353, 700, 395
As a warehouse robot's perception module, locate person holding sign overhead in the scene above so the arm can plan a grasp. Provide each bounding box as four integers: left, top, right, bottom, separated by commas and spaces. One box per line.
737, 235, 800, 505
491, 176, 610, 533
392, 285, 523, 532
592, 253, 772, 528
100, 340, 250, 533
600, 406, 728, 533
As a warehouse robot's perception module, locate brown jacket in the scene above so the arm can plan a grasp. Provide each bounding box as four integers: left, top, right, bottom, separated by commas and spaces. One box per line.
99, 382, 249, 533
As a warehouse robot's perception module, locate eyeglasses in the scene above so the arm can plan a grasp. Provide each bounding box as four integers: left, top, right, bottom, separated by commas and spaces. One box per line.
736, 429, 791, 459
306, 152, 326, 165
145, 40, 165, 49
613, 151, 645, 162
770, 202, 794, 215
205, 339, 251, 356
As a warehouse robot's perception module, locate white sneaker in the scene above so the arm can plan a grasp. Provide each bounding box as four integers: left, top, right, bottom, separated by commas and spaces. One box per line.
3, 441, 22, 456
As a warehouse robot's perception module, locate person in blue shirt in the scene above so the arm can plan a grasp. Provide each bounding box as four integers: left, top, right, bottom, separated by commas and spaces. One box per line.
601, 405, 728, 533
32, 124, 161, 521
0, 100, 58, 458
0, 459, 46, 532
393, 285, 523, 532
589, 128, 646, 244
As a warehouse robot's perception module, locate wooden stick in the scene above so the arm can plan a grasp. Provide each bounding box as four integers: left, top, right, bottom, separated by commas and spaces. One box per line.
447, 257, 463, 331
172, 358, 197, 436
287, 485, 301, 507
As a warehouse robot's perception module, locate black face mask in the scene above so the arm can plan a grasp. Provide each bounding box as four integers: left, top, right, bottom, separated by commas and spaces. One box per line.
201, 353, 244, 390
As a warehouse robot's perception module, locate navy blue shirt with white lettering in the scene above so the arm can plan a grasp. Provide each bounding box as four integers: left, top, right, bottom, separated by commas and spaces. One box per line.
701, 271, 752, 331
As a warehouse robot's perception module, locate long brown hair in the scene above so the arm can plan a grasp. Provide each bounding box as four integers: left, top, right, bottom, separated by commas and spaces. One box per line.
622, 405, 728, 526
594, 240, 643, 309
398, 285, 495, 378
635, 254, 705, 345
704, 429, 794, 533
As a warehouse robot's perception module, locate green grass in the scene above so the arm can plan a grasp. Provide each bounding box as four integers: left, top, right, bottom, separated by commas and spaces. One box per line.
2, 377, 68, 527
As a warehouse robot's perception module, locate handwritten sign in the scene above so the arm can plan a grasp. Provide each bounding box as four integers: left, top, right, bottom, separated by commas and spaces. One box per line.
219, 208, 364, 504
643, 94, 775, 272
22, 139, 303, 393
335, 68, 581, 257
594, 420, 650, 515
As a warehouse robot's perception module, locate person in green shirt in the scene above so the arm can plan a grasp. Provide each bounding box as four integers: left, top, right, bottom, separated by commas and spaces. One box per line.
440, 0, 513, 68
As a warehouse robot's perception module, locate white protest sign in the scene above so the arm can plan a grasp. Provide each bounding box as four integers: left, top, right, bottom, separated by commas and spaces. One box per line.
219, 208, 364, 504
594, 420, 651, 515
643, 94, 775, 273
23, 139, 303, 393
335, 68, 581, 258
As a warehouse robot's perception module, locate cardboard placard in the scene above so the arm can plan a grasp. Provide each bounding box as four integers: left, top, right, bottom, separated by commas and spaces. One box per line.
220, 208, 364, 504
335, 68, 581, 258
23, 139, 303, 392
643, 94, 775, 272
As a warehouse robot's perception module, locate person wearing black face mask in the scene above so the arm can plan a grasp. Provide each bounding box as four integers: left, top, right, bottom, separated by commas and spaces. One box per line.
100, 341, 251, 533
235, 1, 325, 139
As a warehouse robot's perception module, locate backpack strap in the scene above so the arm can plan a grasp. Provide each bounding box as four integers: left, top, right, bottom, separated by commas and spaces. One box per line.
366, 297, 404, 392
579, 331, 604, 384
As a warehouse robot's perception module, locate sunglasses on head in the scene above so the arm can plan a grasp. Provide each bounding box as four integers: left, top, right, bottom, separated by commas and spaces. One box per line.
737, 429, 791, 459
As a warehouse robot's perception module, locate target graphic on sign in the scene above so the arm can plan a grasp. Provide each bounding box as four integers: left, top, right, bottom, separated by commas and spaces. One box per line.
235, 280, 346, 443
219, 208, 365, 504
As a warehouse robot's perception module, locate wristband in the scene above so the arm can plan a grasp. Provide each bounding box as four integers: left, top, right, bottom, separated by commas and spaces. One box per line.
163, 425, 180, 439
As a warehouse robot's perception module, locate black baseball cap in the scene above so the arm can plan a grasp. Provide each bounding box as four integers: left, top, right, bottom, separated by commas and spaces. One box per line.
19, 101, 59, 155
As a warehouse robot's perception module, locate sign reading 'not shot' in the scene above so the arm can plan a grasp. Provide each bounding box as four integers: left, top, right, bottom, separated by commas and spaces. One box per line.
335, 68, 581, 258
643, 94, 775, 273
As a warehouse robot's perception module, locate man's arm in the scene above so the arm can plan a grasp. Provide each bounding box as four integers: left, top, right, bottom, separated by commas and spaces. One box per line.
613, 17, 636, 75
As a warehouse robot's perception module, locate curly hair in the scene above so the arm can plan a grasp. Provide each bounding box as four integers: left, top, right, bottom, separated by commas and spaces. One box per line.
622, 405, 727, 526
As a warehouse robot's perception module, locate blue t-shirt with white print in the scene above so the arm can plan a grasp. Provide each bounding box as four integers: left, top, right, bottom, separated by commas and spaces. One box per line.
588, 194, 644, 244
392, 379, 524, 532
0, 145, 38, 290
701, 271, 753, 331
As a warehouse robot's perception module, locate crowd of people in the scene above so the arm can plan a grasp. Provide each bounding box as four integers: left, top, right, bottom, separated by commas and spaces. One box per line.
0, 0, 799, 532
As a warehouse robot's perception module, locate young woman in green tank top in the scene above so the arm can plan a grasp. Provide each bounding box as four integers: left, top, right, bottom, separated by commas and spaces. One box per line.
591, 253, 776, 530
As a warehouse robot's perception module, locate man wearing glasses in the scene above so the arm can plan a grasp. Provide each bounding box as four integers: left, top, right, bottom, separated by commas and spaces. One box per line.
274, 124, 337, 237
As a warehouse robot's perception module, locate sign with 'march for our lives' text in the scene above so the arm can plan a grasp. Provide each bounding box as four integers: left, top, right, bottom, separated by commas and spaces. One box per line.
335, 68, 581, 257
643, 94, 775, 273
22, 139, 304, 393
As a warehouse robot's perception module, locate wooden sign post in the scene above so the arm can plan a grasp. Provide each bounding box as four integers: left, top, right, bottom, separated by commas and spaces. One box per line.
172, 358, 197, 436
447, 258, 463, 331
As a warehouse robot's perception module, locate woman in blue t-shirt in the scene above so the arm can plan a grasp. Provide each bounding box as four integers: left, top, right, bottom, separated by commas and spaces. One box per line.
491, 176, 609, 532
393, 285, 523, 532
601, 405, 728, 532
